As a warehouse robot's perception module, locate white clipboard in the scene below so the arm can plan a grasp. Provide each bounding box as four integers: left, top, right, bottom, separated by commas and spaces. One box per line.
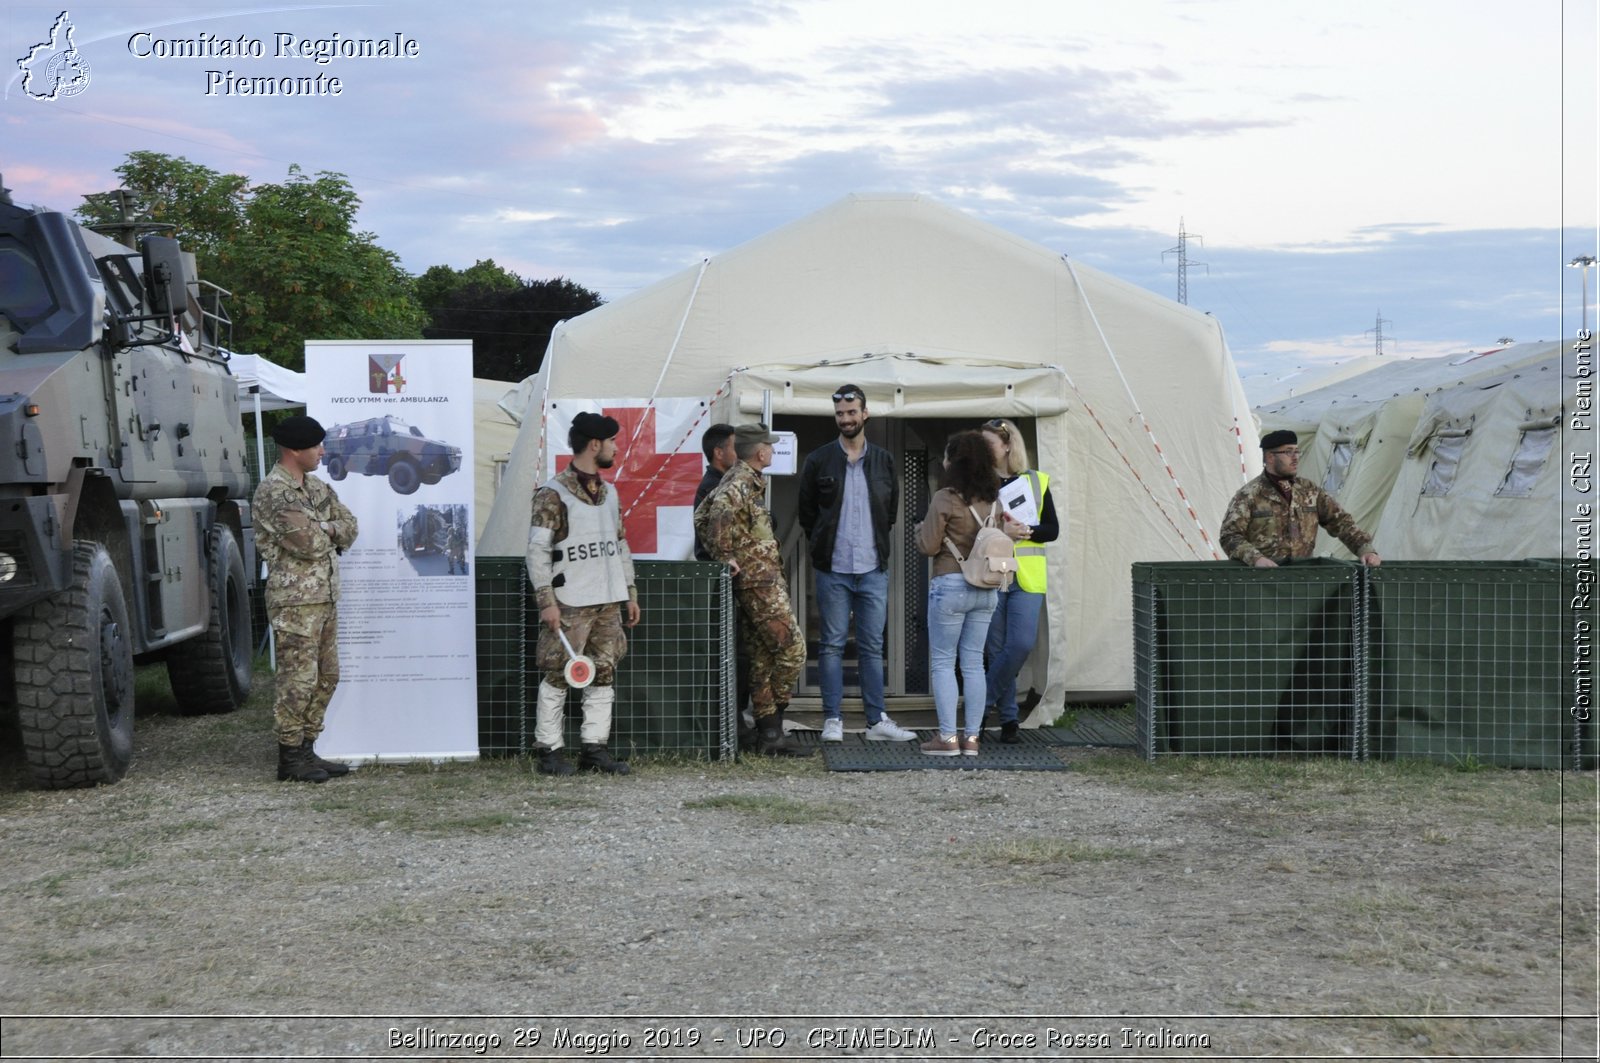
998, 479, 1039, 528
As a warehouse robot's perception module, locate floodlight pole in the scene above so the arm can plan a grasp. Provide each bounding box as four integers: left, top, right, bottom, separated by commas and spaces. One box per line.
1571, 255, 1597, 336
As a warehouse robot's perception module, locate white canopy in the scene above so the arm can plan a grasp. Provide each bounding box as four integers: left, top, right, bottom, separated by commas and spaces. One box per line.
227, 352, 306, 412
481, 193, 1257, 704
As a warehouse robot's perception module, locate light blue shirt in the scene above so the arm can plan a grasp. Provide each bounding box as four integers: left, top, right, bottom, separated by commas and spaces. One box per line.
830, 446, 878, 574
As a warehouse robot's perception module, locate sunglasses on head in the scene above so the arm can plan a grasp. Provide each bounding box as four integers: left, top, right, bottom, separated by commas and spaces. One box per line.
983, 418, 1010, 441
832, 389, 861, 403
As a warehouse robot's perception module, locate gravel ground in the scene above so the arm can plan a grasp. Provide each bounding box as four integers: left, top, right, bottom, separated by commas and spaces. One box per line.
0, 696, 1595, 1061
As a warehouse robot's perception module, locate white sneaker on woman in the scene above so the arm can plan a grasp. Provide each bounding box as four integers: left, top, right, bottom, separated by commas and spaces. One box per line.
864, 714, 917, 742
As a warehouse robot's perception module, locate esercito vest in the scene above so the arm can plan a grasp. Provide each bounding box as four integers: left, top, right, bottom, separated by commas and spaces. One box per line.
547, 478, 630, 606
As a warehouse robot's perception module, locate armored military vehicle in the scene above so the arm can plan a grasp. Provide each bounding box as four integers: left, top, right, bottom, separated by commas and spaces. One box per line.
322, 414, 461, 495
399, 505, 447, 555
0, 183, 254, 787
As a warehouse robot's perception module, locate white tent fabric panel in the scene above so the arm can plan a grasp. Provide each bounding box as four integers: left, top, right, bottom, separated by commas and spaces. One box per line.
1373, 354, 1567, 560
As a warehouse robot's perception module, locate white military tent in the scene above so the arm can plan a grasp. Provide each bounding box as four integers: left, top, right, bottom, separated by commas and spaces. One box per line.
1373, 348, 1567, 559
1255, 341, 1564, 559
480, 193, 1256, 708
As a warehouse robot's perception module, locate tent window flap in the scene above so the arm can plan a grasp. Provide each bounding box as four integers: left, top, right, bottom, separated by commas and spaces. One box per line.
1420, 429, 1470, 497
1495, 423, 1558, 498
1322, 440, 1354, 496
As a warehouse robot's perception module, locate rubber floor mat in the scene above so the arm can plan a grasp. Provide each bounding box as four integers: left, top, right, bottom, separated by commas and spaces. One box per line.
1055, 707, 1137, 748
819, 733, 1067, 772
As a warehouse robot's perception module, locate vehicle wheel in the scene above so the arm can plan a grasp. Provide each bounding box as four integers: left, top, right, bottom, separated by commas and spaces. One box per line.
13, 542, 136, 788
388, 457, 420, 495
167, 525, 253, 715
325, 456, 347, 481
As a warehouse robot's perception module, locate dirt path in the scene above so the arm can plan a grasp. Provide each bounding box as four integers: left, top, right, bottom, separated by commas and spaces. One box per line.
0, 703, 1594, 1060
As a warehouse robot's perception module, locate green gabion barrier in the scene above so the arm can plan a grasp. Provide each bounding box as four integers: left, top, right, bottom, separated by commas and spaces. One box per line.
1368, 561, 1573, 769
475, 558, 735, 761
1133, 559, 1583, 768
1133, 560, 1362, 759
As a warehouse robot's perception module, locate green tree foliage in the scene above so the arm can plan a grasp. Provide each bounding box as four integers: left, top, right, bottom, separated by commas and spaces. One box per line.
77, 151, 248, 261
419, 262, 603, 381
75, 153, 425, 369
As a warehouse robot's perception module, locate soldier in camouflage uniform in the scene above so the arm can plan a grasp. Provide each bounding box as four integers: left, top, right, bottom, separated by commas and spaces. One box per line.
695, 423, 812, 757
526, 412, 640, 776
254, 416, 360, 784
1220, 430, 1382, 568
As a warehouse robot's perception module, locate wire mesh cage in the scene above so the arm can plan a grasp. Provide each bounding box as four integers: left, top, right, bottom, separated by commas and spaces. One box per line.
474, 555, 529, 756
1134, 560, 1363, 760
474, 558, 736, 761
1133, 559, 1581, 767
1367, 561, 1575, 769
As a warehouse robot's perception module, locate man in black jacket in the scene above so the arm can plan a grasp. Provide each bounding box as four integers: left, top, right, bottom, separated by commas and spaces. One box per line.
797, 386, 916, 743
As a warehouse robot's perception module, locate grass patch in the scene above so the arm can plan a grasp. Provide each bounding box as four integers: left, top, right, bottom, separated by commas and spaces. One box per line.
682, 793, 853, 825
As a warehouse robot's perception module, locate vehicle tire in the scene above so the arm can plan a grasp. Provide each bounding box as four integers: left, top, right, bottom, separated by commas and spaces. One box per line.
167, 525, 253, 715
13, 542, 136, 788
325, 456, 347, 481
388, 457, 420, 495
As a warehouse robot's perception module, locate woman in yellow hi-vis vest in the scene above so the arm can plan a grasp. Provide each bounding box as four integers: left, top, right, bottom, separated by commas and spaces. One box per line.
979, 418, 1058, 743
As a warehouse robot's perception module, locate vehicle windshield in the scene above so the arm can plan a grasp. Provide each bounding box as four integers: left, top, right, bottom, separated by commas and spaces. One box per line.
0, 237, 55, 331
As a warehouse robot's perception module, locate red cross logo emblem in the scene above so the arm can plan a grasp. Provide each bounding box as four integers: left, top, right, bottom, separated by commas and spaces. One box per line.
556, 405, 701, 554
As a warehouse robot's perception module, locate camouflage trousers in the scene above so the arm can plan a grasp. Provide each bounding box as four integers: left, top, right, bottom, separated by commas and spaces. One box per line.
536, 600, 628, 689
735, 581, 804, 718
270, 602, 340, 746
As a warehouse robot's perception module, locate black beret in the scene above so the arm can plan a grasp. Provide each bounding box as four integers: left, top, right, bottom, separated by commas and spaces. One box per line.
734, 422, 778, 447
1260, 429, 1298, 450
272, 415, 325, 450
571, 412, 620, 442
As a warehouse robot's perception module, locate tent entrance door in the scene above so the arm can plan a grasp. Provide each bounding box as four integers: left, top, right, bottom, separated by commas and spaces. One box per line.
777, 416, 975, 708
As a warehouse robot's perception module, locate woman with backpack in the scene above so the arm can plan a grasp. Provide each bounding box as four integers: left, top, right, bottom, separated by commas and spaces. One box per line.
980, 417, 1059, 743
913, 431, 1024, 757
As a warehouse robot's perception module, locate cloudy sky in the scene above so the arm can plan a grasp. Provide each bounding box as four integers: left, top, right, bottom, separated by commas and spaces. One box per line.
4, 0, 1595, 395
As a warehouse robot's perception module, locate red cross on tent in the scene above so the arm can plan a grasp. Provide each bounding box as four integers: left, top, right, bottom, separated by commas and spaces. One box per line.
555, 404, 701, 554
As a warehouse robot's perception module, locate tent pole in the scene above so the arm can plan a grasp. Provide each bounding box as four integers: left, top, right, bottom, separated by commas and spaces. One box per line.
252, 386, 276, 671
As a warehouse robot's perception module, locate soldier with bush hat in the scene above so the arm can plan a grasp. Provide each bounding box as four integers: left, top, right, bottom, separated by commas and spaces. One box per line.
695, 423, 811, 757
255, 414, 360, 783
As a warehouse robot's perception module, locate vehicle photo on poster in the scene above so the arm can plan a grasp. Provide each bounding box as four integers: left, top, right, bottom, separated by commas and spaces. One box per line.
322, 415, 461, 495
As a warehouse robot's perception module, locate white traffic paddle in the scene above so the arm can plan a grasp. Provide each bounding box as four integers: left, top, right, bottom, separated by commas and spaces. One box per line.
556, 629, 595, 689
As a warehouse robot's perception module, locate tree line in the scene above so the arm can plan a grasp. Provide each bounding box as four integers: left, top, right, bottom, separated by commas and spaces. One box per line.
72, 151, 603, 381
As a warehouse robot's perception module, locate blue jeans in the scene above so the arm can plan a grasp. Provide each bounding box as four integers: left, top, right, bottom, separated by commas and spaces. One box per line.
985, 586, 1043, 724
927, 572, 997, 738
815, 568, 889, 724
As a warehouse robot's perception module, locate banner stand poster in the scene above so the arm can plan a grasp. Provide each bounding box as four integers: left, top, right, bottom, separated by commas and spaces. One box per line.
304, 340, 479, 763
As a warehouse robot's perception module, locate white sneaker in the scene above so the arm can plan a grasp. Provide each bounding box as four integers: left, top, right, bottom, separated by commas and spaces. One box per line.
820, 717, 845, 742
864, 714, 917, 742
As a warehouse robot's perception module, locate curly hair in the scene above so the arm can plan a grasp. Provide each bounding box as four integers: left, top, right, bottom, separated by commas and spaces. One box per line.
942, 430, 1001, 504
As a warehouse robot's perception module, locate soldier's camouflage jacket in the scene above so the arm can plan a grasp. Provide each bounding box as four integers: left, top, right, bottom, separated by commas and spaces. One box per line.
695, 460, 783, 586
254, 464, 360, 609
1219, 473, 1372, 566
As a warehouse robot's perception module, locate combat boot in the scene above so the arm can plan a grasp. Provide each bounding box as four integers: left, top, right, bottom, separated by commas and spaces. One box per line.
736, 714, 761, 753
535, 747, 576, 776
277, 743, 329, 784
579, 743, 631, 775
301, 738, 351, 777
757, 708, 814, 758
